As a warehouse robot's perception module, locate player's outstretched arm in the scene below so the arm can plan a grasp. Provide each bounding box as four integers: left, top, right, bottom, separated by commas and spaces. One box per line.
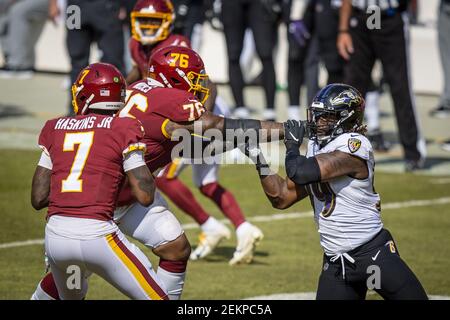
165, 110, 285, 143
31, 166, 51, 210
126, 165, 155, 207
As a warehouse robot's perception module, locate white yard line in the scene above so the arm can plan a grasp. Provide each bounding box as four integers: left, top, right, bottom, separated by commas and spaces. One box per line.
1, 196, 450, 250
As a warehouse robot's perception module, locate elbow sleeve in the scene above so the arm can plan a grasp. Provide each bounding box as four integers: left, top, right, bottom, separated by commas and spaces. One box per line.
285, 153, 321, 185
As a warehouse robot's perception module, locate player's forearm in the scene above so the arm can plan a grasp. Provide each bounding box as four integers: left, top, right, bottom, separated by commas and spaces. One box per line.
127, 165, 155, 207
222, 117, 284, 142
31, 166, 51, 210
339, 0, 352, 31
259, 174, 300, 210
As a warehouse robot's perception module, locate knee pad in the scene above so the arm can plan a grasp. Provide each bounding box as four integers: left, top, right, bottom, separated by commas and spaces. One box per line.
142, 210, 184, 249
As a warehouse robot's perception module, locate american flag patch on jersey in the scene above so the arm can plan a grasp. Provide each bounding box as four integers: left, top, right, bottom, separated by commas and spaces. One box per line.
100, 89, 110, 96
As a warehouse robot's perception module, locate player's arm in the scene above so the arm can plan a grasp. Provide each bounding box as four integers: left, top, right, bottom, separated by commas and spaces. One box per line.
124, 151, 155, 207
165, 110, 285, 142
31, 165, 51, 210
260, 174, 309, 209
31, 148, 53, 210
239, 141, 308, 209
315, 151, 368, 181
126, 65, 141, 84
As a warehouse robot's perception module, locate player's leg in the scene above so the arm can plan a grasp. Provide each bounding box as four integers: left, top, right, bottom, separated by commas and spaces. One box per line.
84, 231, 168, 300
248, 0, 277, 120
155, 159, 211, 226
116, 193, 189, 300
43, 235, 89, 300
369, 230, 427, 300
30, 272, 60, 300
193, 164, 263, 265
316, 256, 367, 300
221, 0, 247, 115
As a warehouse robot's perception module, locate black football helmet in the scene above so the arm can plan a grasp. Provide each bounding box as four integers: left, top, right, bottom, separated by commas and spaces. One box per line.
307, 83, 365, 147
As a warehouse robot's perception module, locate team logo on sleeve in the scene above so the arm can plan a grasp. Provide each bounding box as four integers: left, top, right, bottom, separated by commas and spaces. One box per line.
348, 138, 361, 153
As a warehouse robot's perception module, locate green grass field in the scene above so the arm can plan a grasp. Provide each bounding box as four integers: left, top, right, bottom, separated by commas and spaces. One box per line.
0, 149, 449, 300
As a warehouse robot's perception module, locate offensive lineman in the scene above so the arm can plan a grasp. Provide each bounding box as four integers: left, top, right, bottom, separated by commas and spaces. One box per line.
31, 63, 168, 300
242, 83, 427, 300
128, 0, 264, 264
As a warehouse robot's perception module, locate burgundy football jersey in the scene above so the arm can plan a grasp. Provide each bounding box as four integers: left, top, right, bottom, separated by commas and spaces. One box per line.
129, 34, 191, 77
38, 115, 145, 221
117, 79, 204, 206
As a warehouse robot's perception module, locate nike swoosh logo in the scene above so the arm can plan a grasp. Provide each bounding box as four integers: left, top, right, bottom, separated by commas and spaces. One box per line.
289, 132, 299, 142
371, 250, 381, 261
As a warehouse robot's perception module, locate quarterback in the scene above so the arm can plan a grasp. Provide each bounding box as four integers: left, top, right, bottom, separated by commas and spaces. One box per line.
31, 63, 168, 300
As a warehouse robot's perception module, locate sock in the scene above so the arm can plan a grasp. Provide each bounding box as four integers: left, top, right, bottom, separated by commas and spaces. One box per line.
157, 259, 187, 300
200, 182, 245, 229
30, 273, 59, 300
155, 176, 210, 225
365, 90, 380, 134
201, 216, 224, 233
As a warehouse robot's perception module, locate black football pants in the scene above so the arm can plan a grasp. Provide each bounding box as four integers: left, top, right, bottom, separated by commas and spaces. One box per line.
316, 229, 428, 300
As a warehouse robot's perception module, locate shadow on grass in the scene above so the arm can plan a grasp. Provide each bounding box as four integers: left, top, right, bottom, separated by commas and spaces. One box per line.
193, 246, 270, 265
376, 156, 450, 170
0, 104, 32, 119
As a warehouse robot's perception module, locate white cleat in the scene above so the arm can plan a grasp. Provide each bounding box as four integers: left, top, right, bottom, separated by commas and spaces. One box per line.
229, 223, 264, 266
190, 223, 231, 261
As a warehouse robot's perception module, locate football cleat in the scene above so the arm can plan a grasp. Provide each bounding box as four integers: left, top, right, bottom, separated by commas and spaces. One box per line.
229, 224, 264, 266
190, 223, 231, 261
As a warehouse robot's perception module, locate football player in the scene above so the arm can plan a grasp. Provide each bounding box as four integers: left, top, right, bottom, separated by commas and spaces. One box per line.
30, 63, 168, 300
241, 83, 428, 300
33, 45, 285, 300
127, 0, 264, 265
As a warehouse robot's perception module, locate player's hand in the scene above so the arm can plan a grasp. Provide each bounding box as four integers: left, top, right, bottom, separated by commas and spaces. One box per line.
337, 32, 354, 61
289, 20, 310, 47
284, 120, 306, 150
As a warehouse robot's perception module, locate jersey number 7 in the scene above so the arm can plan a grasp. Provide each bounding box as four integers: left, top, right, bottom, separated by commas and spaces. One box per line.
61, 131, 94, 192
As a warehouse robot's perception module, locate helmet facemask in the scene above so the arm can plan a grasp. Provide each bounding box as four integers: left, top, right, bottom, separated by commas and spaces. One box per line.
307, 103, 358, 147
131, 12, 173, 45
187, 70, 210, 104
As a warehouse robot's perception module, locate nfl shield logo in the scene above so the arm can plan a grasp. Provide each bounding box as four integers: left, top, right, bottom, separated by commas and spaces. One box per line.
348, 138, 361, 153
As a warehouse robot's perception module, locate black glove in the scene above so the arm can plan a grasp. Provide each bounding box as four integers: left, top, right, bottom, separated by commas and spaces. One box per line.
238, 141, 270, 176
283, 120, 306, 151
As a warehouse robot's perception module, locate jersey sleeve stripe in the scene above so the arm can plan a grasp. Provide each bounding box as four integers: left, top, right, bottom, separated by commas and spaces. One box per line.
161, 118, 171, 139
122, 143, 146, 158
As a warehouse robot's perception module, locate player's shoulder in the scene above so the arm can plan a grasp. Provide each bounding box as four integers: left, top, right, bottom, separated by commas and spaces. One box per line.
112, 116, 144, 133
149, 87, 201, 122
325, 132, 372, 159
40, 116, 67, 134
